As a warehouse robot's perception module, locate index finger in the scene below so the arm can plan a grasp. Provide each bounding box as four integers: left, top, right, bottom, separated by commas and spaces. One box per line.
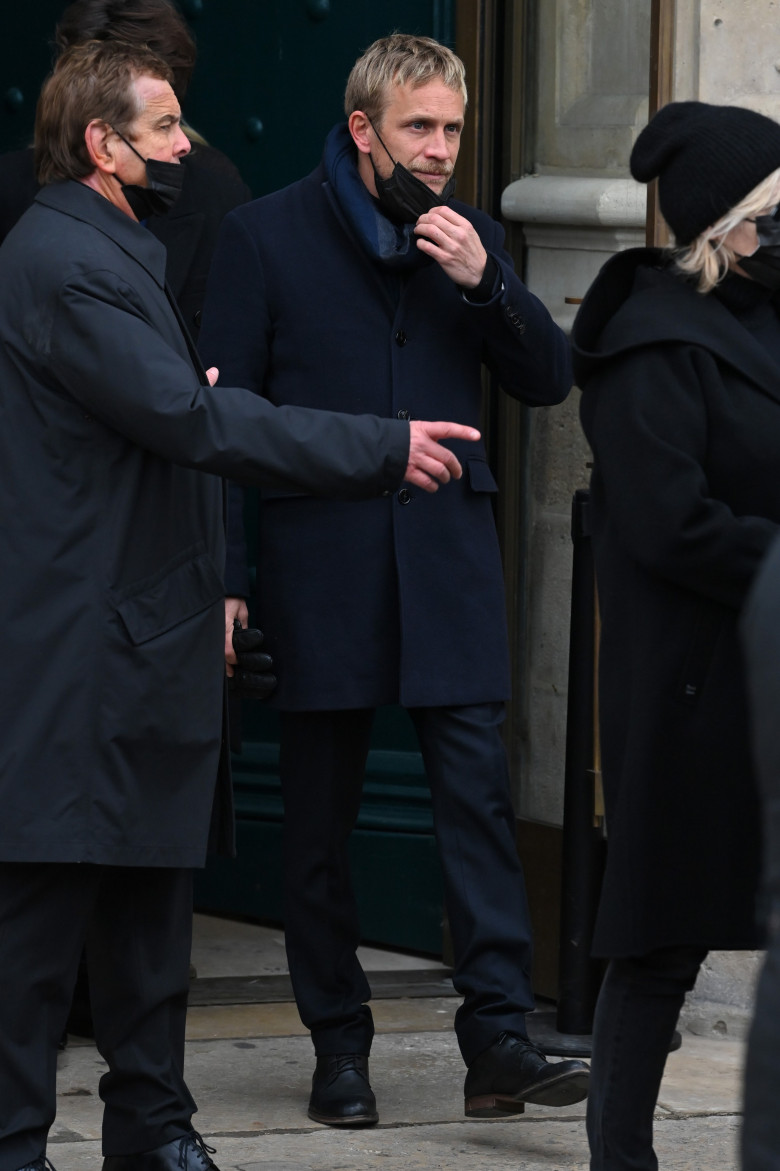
426, 421, 481, 442
417, 204, 468, 229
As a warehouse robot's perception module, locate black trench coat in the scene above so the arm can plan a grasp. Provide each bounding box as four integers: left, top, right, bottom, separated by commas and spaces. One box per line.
0, 180, 408, 868
572, 248, 780, 957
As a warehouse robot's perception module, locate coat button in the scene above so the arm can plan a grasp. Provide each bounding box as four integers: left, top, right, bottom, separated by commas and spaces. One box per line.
397, 408, 410, 420
395, 329, 407, 346
505, 305, 526, 333
398, 488, 412, 504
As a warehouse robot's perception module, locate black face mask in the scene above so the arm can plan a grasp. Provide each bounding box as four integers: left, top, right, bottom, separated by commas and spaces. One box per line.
368, 120, 456, 223
110, 127, 185, 219
737, 205, 780, 290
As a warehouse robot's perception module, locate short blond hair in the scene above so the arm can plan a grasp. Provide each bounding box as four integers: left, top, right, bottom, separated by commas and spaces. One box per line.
673, 168, 780, 293
344, 34, 467, 126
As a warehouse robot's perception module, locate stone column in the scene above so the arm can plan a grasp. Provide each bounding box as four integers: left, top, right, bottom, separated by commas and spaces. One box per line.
501, 0, 650, 828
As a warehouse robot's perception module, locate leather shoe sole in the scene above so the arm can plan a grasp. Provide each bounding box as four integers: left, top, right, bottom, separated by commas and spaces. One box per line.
307, 1104, 379, 1127
465, 1064, 590, 1117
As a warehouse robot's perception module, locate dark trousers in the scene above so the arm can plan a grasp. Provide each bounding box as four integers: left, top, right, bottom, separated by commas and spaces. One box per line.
279, 702, 535, 1066
0, 862, 196, 1170
586, 945, 707, 1171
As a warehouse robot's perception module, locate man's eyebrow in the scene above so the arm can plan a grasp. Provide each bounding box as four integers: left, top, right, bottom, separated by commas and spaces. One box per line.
151, 110, 181, 126
405, 113, 464, 127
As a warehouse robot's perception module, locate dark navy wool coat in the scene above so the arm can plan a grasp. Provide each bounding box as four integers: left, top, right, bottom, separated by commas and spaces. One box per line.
199, 159, 572, 710
573, 248, 780, 957
0, 180, 409, 867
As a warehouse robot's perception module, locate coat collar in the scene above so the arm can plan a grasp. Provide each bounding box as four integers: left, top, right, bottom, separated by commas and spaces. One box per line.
572, 248, 780, 406
35, 179, 167, 288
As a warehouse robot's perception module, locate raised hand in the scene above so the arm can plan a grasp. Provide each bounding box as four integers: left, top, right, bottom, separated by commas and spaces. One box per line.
414, 206, 488, 288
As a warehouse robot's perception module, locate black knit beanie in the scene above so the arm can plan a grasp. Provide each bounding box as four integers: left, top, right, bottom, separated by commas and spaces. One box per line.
630, 101, 780, 244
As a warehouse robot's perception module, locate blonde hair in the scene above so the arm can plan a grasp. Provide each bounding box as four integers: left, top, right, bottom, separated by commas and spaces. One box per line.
344, 34, 467, 126
673, 168, 780, 292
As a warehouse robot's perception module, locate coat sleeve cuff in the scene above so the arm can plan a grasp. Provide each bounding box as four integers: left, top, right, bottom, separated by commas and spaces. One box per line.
380, 419, 410, 493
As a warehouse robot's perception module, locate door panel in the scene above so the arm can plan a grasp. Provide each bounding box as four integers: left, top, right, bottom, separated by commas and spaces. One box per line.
176, 0, 454, 197
1, 4, 62, 153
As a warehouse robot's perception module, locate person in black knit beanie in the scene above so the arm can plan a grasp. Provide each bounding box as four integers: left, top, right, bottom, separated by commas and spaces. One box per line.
630, 100, 780, 244
570, 101, 780, 1171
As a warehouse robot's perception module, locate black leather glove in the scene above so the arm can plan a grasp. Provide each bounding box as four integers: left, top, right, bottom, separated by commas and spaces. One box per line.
228, 619, 276, 700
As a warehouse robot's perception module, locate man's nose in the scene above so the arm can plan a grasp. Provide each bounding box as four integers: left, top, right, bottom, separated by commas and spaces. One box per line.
424, 128, 450, 158
174, 126, 191, 157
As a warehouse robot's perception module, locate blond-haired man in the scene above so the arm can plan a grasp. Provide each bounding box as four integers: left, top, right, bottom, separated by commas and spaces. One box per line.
202, 33, 588, 1128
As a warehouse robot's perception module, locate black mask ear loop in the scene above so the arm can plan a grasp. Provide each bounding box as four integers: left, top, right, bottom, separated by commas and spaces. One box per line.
368, 119, 394, 162
110, 125, 145, 163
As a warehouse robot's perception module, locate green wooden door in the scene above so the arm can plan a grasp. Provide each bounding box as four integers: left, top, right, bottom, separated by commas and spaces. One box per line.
182, 0, 455, 199
1, 4, 65, 153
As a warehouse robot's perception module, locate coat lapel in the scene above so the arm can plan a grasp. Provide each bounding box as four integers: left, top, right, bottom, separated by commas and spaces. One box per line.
595, 259, 780, 407
34, 180, 167, 289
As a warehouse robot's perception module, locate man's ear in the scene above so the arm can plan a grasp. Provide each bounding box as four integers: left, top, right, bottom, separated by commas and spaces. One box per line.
348, 110, 372, 156
84, 119, 117, 174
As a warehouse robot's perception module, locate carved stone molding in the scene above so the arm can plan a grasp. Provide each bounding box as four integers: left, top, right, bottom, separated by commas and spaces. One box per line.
536, 0, 651, 171
502, 174, 646, 227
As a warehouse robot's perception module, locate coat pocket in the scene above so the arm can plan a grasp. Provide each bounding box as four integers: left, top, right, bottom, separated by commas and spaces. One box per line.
115, 547, 224, 646
466, 457, 498, 493
259, 486, 312, 502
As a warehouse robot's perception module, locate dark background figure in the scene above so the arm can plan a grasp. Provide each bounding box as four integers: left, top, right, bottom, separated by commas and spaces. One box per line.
0, 0, 252, 344
199, 33, 588, 1130
572, 101, 780, 1170
0, 37, 476, 1171
741, 534, 780, 1171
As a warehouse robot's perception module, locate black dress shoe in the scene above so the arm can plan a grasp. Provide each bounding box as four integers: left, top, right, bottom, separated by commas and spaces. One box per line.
102, 1131, 219, 1171
308, 1053, 379, 1126
16, 1158, 56, 1171
464, 1031, 590, 1117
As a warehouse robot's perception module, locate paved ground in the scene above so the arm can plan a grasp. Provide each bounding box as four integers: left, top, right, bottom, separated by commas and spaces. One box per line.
51, 1000, 745, 1170
46, 916, 748, 1170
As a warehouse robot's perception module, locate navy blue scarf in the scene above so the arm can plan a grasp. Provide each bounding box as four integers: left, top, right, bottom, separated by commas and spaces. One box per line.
323, 123, 431, 272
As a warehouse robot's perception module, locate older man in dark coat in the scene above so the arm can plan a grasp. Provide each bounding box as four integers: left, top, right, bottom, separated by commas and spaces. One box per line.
200, 33, 586, 1128
0, 39, 478, 1171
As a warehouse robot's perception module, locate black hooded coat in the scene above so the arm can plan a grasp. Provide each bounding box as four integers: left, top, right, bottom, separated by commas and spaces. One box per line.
572, 247, 780, 957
